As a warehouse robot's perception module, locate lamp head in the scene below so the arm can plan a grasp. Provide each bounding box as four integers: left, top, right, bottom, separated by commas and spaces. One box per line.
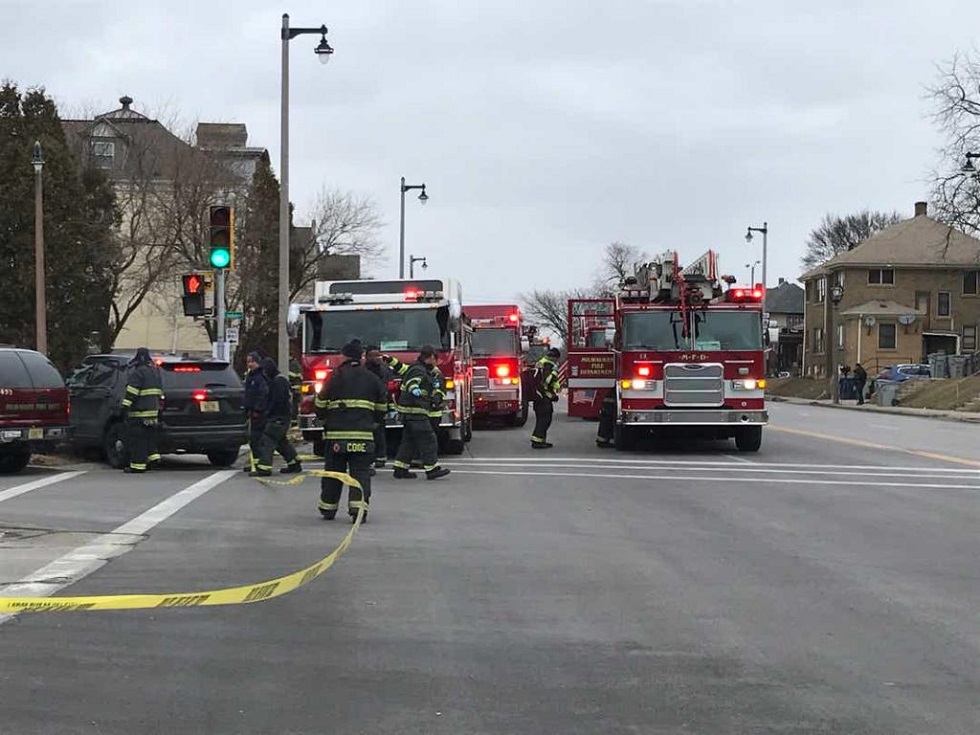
31, 140, 43, 172
744, 229, 753, 243
418, 186, 428, 204
314, 28, 333, 64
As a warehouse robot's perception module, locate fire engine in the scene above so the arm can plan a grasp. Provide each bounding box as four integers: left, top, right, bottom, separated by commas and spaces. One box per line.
568, 250, 768, 451
466, 304, 528, 426
297, 278, 475, 456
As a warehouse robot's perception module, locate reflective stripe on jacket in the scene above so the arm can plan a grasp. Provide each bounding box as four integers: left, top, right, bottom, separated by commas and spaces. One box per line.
314, 359, 388, 441
121, 363, 164, 419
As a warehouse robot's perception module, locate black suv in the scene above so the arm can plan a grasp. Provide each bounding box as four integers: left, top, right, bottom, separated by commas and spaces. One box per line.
67, 353, 246, 468
0, 347, 72, 473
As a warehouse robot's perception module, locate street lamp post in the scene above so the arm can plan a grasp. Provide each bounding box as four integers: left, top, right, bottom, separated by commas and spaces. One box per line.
962, 151, 980, 173
32, 141, 46, 355
745, 260, 760, 286
745, 222, 768, 310
829, 283, 844, 405
409, 255, 428, 279
279, 13, 332, 372
399, 177, 428, 278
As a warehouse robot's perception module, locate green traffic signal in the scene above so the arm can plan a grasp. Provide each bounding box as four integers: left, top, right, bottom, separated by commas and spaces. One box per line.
209, 247, 231, 269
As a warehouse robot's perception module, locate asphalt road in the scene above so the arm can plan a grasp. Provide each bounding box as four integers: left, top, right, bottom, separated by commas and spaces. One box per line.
1, 403, 978, 734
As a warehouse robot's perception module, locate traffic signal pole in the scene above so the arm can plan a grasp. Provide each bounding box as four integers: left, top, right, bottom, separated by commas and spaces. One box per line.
214, 267, 227, 361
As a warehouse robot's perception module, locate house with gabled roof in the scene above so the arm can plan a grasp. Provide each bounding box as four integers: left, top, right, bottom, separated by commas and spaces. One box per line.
800, 201, 980, 377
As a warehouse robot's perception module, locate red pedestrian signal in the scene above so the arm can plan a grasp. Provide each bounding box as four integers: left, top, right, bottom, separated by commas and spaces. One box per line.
181, 273, 208, 317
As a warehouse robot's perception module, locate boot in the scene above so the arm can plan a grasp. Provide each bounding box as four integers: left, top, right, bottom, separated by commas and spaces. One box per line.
373, 458, 387, 469
250, 469, 272, 478
531, 441, 553, 449
393, 467, 417, 479
319, 510, 336, 520
280, 462, 302, 474
350, 510, 367, 524
123, 467, 146, 474
425, 467, 451, 480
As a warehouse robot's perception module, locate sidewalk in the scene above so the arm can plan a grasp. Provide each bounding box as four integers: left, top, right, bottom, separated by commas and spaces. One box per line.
768, 396, 980, 424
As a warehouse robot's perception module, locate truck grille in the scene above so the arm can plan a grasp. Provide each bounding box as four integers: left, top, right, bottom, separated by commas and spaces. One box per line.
664, 363, 724, 406
473, 366, 490, 391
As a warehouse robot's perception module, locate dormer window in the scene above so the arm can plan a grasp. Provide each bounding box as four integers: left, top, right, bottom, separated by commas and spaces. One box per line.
91, 140, 115, 168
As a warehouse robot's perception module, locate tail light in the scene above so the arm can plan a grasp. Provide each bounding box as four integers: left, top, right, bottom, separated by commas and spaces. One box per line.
314, 368, 329, 381
192, 390, 208, 402
173, 366, 202, 372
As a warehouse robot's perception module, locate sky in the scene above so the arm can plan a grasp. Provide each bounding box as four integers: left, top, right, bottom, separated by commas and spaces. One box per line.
4, 0, 980, 306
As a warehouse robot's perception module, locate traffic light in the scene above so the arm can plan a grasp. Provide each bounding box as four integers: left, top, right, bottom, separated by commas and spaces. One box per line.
208, 205, 234, 269
181, 273, 207, 317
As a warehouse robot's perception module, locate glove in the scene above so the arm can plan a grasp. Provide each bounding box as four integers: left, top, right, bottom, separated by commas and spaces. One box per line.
410, 387, 423, 397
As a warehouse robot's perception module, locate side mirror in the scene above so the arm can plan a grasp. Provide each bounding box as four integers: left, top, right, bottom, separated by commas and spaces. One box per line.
520, 337, 530, 352
604, 328, 616, 348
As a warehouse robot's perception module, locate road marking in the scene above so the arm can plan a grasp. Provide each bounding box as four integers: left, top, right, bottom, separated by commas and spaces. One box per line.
0, 471, 86, 504
449, 469, 980, 490
721, 453, 754, 464
769, 425, 980, 468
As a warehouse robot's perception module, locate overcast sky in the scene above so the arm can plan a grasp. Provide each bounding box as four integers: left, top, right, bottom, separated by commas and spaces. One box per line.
4, 0, 979, 305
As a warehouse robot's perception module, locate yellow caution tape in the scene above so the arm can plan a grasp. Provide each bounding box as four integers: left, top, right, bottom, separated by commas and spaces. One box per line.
0, 471, 364, 615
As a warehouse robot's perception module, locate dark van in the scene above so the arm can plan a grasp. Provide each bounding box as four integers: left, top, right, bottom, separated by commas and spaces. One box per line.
0, 347, 72, 473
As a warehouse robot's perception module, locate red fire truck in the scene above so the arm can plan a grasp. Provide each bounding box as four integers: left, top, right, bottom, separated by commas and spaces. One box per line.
568, 250, 768, 451
565, 299, 617, 419
297, 278, 475, 456
466, 304, 528, 426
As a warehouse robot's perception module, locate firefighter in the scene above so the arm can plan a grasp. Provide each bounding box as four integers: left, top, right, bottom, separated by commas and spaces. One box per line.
252, 357, 302, 477
392, 345, 451, 480
596, 390, 617, 449
121, 347, 164, 473
313, 341, 387, 522
242, 351, 269, 471
364, 345, 394, 468
428, 365, 446, 435
530, 347, 562, 449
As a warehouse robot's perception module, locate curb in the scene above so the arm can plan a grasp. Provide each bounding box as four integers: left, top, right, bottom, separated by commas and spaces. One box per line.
768, 395, 980, 423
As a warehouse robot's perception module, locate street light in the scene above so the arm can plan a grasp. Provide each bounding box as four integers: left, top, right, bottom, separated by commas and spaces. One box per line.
962, 151, 980, 174
399, 177, 428, 278
279, 13, 332, 372
745, 260, 760, 286
829, 282, 844, 405
745, 222, 768, 310
409, 254, 428, 278
31, 141, 46, 355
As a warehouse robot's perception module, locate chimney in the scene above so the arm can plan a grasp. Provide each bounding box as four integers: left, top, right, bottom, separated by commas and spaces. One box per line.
914, 201, 928, 217
119, 95, 133, 111
778, 277, 785, 286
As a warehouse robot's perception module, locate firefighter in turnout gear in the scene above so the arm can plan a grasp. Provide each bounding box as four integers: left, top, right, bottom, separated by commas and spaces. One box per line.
530, 347, 562, 449
314, 341, 388, 522
428, 365, 446, 434
121, 347, 164, 473
392, 346, 451, 480
252, 357, 302, 477
365, 345, 394, 468
596, 390, 617, 448
243, 351, 269, 471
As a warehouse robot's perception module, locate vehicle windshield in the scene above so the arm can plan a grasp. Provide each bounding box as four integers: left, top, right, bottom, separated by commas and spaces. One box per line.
622, 310, 763, 350
472, 328, 518, 356
304, 306, 451, 353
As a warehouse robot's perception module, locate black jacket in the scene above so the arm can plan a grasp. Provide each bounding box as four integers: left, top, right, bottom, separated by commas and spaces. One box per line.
121, 362, 164, 419
261, 358, 293, 421
313, 359, 388, 442
243, 366, 269, 416
395, 360, 435, 417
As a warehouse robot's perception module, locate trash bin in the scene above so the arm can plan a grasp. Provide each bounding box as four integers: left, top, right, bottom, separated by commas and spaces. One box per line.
875, 382, 899, 407
839, 376, 857, 401
949, 355, 969, 378
929, 352, 950, 378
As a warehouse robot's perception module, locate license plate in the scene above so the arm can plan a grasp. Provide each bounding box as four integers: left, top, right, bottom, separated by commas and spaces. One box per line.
199, 401, 220, 413
28, 427, 43, 440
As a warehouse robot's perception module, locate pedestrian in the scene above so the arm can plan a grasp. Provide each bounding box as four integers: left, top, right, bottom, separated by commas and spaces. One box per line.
596, 389, 616, 449
252, 357, 302, 477
392, 345, 450, 480
242, 351, 269, 472
313, 341, 388, 522
121, 347, 164, 473
530, 347, 562, 449
853, 362, 868, 405
364, 345, 394, 469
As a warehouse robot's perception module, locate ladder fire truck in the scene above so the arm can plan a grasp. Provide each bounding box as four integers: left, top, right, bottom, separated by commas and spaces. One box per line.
296, 278, 475, 457
568, 250, 768, 451
467, 304, 528, 426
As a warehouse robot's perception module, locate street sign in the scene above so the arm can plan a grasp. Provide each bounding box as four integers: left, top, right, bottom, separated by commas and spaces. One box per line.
225, 327, 240, 343
225, 310, 243, 320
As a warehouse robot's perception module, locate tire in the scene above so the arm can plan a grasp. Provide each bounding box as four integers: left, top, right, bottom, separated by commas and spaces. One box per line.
613, 422, 635, 452
312, 437, 325, 457
511, 403, 529, 428
0, 450, 31, 474
462, 418, 473, 443
207, 448, 241, 467
734, 426, 763, 452
103, 422, 128, 469
444, 438, 465, 455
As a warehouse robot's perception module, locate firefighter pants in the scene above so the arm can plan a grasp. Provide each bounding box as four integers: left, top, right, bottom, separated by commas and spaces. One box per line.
319, 441, 373, 517
125, 417, 158, 471
531, 399, 554, 444
373, 423, 387, 462
394, 416, 439, 471
256, 417, 299, 472
596, 391, 616, 445
247, 416, 266, 469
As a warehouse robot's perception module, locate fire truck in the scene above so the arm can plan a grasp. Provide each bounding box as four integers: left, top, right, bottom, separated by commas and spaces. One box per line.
466, 304, 528, 426
297, 278, 475, 456
568, 250, 768, 451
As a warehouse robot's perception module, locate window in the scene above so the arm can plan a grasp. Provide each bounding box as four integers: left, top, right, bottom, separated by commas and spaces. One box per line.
937, 291, 951, 317
963, 271, 979, 295
964, 326, 977, 351
836, 324, 844, 349
868, 268, 895, 285
812, 328, 825, 354
816, 278, 826, 303
878, 323, 897, 350
786, 314, 804, 328
90, 140, 115, 168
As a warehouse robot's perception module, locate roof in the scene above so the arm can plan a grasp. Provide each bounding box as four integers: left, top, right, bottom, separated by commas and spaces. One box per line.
764, 280, 804, 314
801, 210, 980, 280
840, 299, 924, 317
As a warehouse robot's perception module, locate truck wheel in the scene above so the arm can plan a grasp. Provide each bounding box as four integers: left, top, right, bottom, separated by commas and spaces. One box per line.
312, 437, 325, 457
103, 422, 128, 469
462, 418, 473, 443
0, 449, 30, 474
734, 426, 762, 452
207, 448, 241, 467
613, 422, 635, 451
444, 438, 465, 455
511, 403, 528, 427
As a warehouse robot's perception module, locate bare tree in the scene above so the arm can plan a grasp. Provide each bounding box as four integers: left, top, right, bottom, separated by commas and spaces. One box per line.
520, 288, 595, 340
594, 241, 646, 294
928, 50, 980, 238
800, 211, 903, 271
